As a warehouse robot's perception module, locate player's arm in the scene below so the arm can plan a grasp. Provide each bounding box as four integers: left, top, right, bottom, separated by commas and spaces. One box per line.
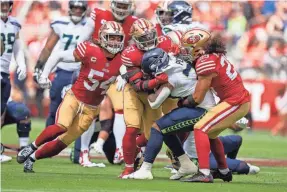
35, 30, 59, 70
13, 32, 26, 81
148, 83, 173, 109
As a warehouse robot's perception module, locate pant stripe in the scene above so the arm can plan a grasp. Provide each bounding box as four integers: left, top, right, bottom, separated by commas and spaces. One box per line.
202, 105, 240, 132
55, 101, 63, 125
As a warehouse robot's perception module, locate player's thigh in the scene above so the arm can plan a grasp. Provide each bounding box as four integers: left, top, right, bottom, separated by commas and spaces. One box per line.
56, 90, 79, 129
157, 107, 207, 135
207, 102, 250, 139
107, 83, 123, 112
1, 74, 11, 115
123, 84, 143, 129
142, 106, 162, 139
162, 98, 179, 115
99, 96, 114, 120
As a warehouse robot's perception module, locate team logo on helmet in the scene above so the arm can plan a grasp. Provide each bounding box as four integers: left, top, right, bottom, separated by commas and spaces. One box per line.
186, 34, 200, 44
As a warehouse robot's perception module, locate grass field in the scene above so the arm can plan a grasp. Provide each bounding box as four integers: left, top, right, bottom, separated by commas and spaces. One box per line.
1, 118, 287, 192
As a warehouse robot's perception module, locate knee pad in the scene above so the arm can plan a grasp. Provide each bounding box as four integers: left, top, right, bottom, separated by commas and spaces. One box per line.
6, 101, 30, 122
17, 121, 31, 138
100, 119, 114, 133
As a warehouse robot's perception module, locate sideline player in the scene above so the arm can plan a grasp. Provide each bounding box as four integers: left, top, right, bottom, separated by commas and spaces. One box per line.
17, 21, 125, 173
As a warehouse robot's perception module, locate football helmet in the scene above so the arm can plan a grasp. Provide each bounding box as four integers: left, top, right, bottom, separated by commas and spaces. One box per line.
130, 18, 158, 51
0, 0, 13, 19
155, 0, 173, 28
168, 0, 192, 24
110, 0, 134, 21
99, 21, 125, 54
181, 28, 211, 61
141, 48, 169, 75
68, 0, 88, 23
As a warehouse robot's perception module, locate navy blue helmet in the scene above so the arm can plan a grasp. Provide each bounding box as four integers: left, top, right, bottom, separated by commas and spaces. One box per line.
168, 0, 192, 24
0, 0, 13, 18
141, 48, 169, 75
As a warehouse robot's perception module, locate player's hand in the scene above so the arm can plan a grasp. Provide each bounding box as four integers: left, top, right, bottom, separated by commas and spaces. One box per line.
17, 66, 26, 81
90, 142, 104, 154
235, 117, 249, 130
61, 84, 72, 99
33, 68, 43, 83
116, 75, 126, 91
38, 76, 51, 89
155, 73, 168, 84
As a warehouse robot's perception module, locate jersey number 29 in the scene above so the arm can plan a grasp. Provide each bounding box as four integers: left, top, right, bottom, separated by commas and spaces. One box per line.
220, 56, 238, 81
84, 69, 116, 94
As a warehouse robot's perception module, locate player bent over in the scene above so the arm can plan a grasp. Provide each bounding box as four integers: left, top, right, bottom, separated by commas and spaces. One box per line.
178, 29, 250, 183
17, 21, 125, 173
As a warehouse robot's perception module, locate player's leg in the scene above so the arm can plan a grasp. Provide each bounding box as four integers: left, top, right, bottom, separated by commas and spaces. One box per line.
130, 107, 206, 180
46, 69, 74, 127
183, 102, 250, 183
1, 72, 11, 126
219, 135, 242, 159
25, 101, 100, 172
17, 90, 78, 164
161, 98, 178, 115
121, 85, 143, 178
103, 132, 116, 164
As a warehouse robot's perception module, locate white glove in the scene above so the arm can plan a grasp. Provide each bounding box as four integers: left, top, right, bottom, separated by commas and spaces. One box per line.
61, 84, 72, 99
17, 66, 26, 81
235, 117, 249, 130
116, 75, 126, 91
90, 141, 104, 154
38, 76, 52, 89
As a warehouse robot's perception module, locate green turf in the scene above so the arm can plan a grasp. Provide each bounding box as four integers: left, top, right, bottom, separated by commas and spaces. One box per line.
2, 158, 287, 192
2, 118, 287, 159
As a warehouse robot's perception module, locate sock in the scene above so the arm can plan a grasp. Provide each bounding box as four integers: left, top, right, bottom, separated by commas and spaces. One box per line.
19, 137, 29, 148
163, 134, 185, 157
35, 124, 66, 147
113, 113, 126, 149
96, 138, 105, 148
209, 137, 228, 170
178, 154, 192, 167
219, 168, 230, 175
183, 132, 198, 158
136, 134, 148, 148
199, 169, 210, 176
81, 121, 95, 151
141, 162, 152, 171
144, 128, 163, 164
35, 139, 67, 160
194, 129, 210, 170
122, 127, 138, 166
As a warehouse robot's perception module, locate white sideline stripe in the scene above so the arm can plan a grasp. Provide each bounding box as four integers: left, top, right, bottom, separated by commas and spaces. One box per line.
2, 189, 165, 192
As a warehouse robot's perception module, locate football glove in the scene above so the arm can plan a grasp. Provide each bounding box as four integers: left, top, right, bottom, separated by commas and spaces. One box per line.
17, 66, 26, 81
38, 76, 51, 89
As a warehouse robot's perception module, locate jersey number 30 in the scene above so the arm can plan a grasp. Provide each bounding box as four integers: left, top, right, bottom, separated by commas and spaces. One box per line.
84, 69, 116, 94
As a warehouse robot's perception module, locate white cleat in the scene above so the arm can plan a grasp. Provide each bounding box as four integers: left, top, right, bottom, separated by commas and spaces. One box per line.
113, 148, 124, 164
169, 162, 197, 180
79, 150, 105, 168
248, 164, 260, 174
0, 154, 12, 163
126, 169, 153, 180
90, 142, 104, 154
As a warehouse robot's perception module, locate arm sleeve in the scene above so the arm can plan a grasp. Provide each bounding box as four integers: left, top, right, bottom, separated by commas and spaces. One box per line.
13, 38, 26, 68
195, 55, 217, 76
148, 86, 171, 109
41, 50, 76, 78
74, 41, 88, 61
77, 18, 95, 43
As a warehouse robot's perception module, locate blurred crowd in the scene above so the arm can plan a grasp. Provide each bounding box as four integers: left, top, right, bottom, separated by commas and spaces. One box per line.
8, 0, 287, 117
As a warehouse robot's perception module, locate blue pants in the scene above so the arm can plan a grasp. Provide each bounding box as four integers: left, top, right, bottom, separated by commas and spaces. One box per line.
46, 69, 74, 127
70, 132, 116, 164
157, 107, 207, 134
210, 135, 249, 174
1, 72, 11, 115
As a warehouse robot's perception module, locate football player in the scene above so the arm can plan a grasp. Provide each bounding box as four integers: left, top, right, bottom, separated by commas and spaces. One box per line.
76, 0, 137, 163
1, 0, 26, 123
17, 21, 125, 173
125, 48, 215, 180
179, 29, 250, 183
1, 100, 31, 163
119, 18, 180, 178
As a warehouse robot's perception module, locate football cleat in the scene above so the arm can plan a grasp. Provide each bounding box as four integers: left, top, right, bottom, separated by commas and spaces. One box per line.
17, 143, 37, 164
119, 167, 134, 179
169, 160, 198, 180
181, 172, 214, 183
90, 142, 104, 154
79, 150, 106, 168
0, 154, 12, 163
113, 148, 124, 165
248, 164, 260, 175
23, 157, 35, 173
211, 169, 232, 182
126, 168, 153, 180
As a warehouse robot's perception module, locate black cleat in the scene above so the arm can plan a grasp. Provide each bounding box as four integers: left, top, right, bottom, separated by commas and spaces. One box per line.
181, 172, 214, 183
17, 143, 37, 164
24, 157, 35, 173
211, 169, 232, 182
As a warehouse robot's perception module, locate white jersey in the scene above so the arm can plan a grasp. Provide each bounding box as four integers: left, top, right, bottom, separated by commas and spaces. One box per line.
0, 16, 21, 74
163, 22, 209, 34
50, 16, 86, 71
162, 55, 216, 110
